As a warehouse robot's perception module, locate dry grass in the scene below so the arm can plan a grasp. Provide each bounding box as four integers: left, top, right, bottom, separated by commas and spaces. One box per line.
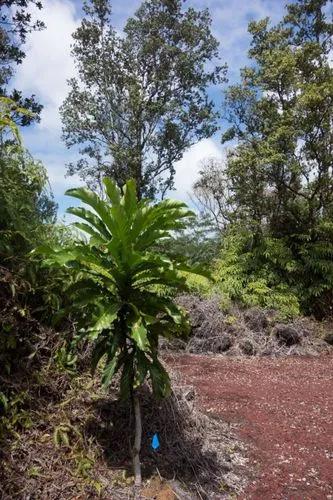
0, 364, 249, 499
0, 270, 250, 499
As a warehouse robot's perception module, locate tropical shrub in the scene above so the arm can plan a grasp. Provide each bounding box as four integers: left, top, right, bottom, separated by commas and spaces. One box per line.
182, 272, 212, 298
214, 228, 300, 319
294, 221, 333, 318
39, 178, 207, 486
214, 221, 333, 319
0, 146, 56, 260
0, 96, 57, 271
0, 100, 72, 374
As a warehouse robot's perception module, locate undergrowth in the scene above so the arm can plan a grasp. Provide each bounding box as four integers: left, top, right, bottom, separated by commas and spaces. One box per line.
0, 346, 248, 499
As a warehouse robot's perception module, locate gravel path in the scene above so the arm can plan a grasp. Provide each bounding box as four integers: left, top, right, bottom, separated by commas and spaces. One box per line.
170, 354, 333, 500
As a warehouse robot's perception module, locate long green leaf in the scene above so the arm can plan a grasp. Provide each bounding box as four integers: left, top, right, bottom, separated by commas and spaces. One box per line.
102, 355, 119, 389
89, 303, 120, 339
65, 187, 118, 237
130, 319, 150, 351
72, 222, 106, 244
103, 178, 121, 206
122, 179, 137, 216
67, 206, 111, 240
149, 359, 171, 399
91, 337, 108, 375
134, 351, 149, 389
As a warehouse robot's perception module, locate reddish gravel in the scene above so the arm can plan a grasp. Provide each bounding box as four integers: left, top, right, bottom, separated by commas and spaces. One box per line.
170, 354, 333, 500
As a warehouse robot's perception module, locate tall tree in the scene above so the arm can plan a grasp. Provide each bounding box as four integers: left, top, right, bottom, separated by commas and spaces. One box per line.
0, 0, 44, 125
222, 0, 333, 235
61, 0, 225, 198
212, 0, 333, 317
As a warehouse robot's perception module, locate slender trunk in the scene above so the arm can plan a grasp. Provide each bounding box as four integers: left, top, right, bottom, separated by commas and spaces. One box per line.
132, 390, 142, 488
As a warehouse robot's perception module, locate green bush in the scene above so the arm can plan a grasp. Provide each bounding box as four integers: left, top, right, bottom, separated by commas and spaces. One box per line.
0, 109, 76, 375
182, 271, 212, 297
212, 221, 333, 319
214, 228, 300, 319
295, 220, 333, 318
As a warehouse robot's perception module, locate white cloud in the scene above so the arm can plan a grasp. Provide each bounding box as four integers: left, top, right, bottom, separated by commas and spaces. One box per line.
33, 150, 82, 195
170, 138, 224, 203
14, 0, 79, 132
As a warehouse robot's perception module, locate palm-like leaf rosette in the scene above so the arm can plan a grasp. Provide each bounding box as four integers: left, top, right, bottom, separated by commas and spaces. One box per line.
39, 178, 209, 399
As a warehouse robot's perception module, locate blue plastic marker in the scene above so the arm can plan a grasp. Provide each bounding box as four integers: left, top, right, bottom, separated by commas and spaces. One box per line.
151, 433, 160, 450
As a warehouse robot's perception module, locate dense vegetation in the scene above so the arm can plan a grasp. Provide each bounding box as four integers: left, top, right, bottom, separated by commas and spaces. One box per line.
0, 0, 332, 496
195, 0, 333, 318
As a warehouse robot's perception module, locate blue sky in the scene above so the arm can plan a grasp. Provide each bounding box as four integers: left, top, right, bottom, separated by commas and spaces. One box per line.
14, 0, 286, 219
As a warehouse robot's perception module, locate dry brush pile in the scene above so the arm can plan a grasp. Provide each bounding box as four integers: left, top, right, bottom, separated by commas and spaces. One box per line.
172, 295, 333, 357
0, 269, 250, 499
0, 366, 249, 499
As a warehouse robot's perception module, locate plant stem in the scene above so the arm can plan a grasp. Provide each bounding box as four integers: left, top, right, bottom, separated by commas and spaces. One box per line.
132, 390, 142, 488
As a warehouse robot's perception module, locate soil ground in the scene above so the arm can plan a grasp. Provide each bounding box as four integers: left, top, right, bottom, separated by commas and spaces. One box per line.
169, 354, 333, 500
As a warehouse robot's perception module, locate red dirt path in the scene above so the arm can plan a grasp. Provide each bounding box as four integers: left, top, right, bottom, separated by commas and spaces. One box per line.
170, 354, 333, 500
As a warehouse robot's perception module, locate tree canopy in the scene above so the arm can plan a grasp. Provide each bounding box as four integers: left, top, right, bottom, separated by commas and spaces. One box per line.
0, 0, 44, 125
195, 0, 333, 317
61, 0, 226, 198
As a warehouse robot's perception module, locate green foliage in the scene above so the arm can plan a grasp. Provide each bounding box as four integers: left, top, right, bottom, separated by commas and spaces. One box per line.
157, 215, 221, 267
0, 145, 56, 259
220, 218, 333, 319
200, 0, 333, 318
0, 1, 44, 126
0, 391, 32, 443
182, 272, 212, 298
215, 229, 300, 318
0, 98, 57, 265
0, 103, 75, 378
53, 423, 81, 448
0, 138, 74, 328
39, 178, 207, 400
293, 221, 333, 317
0, 97, 33, 143
61, 0, 225, 197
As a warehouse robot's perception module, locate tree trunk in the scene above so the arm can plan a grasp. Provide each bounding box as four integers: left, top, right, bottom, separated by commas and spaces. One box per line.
132, 390, 142, 488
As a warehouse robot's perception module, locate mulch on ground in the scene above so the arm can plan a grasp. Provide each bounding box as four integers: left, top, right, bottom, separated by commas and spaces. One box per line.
169, 354, 333, 500
0, 366, 248, 499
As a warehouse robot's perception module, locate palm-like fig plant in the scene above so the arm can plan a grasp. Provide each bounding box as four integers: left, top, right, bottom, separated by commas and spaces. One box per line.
39, 178, 207, 486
